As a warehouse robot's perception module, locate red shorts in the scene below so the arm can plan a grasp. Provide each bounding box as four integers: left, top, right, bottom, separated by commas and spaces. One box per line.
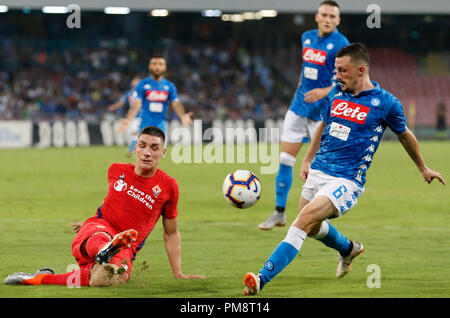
71, 216, 134, 279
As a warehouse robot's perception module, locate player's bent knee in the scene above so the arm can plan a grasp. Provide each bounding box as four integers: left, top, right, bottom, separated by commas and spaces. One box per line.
89, 264, 128, 287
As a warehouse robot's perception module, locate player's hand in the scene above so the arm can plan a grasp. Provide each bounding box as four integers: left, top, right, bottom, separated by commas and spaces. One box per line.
304, 88, 328, 104
181, 112, 194, 126
70, 221, 84, 233
116, 118, 130, 133
175, 273, 205, 279
420, 167, 446, 185
300, 159, 311, 182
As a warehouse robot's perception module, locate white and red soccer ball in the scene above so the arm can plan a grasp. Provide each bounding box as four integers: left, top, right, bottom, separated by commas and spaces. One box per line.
223, 170, 262, 209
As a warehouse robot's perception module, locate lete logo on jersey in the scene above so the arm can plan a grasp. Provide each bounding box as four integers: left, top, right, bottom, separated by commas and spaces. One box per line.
303, 47, 327, 65
145, 90, 169, 102
331, 99, 370, 124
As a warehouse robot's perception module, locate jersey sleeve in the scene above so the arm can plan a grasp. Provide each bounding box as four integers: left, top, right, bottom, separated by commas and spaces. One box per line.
169, 82, 179, 103
384, 97, 408, 135
132, 80, 145, 101
162, 178, 179, 219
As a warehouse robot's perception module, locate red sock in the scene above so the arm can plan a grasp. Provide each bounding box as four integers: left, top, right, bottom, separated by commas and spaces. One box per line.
85, 232, 111, 259
41, 266, 91, 287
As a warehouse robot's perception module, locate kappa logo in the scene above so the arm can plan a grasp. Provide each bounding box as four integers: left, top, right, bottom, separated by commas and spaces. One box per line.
114, 174, 127, 192
152, 185, 161, 198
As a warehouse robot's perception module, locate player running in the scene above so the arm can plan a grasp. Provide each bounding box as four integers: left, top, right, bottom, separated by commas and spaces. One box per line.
108, 76, 142, 157
259, 0, 350, 230
243, 43, 445, 295
117, 54, 193, 144
5, 126, 204, 287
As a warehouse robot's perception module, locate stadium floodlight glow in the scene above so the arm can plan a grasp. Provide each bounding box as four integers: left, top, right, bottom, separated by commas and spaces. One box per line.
258, 10, 278, 17
242, 12, 263, 20
202, 9, 222, 17
0, 5, 8, 13
104, 7, 130, 15
151, 9, 169, 17
42, 6, 69, 14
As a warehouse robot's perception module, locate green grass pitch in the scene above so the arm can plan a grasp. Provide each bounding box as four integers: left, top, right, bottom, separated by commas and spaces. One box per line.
0, 141, 449, 298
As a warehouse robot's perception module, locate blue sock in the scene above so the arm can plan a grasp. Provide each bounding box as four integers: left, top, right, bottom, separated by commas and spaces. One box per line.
128, 139, 137, 153
275, 163, 293, 209
317, 222, 352, 256
259, 227, 306, 285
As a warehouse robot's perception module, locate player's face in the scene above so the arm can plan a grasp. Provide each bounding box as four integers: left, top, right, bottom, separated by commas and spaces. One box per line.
149, 58, 167, 79
134, 134, 166, 175
335, 56, 359, 93
315, 5, 340, 36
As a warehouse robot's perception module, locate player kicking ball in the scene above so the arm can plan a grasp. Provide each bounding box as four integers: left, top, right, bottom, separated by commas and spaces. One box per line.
243, 43, 445, 295
5, 126, 204, 287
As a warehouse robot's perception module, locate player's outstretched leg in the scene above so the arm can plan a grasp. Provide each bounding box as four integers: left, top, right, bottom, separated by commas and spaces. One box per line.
4, 268, 54, 285
96, 229, 138, 265
243, 226, 307, 295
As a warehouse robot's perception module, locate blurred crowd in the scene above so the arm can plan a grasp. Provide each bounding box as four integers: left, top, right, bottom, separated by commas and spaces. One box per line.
0, 39, 292, 123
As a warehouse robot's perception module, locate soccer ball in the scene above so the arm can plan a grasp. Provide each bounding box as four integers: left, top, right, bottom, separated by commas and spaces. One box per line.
223, 170, 262, 209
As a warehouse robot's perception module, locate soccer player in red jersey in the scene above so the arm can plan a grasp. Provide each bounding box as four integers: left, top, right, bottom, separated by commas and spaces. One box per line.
5, 126, 204, 287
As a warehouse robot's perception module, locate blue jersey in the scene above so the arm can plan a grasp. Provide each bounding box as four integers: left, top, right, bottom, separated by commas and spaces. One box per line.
311, 81, 407, 187
290, 29, 349, 121
132, 76, 179, 132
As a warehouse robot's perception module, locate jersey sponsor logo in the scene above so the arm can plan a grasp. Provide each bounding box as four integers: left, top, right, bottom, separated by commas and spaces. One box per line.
331, 99, 370, 124
329, 122, 351, 141
303, 47, 327, 65
145, 90, 169, 102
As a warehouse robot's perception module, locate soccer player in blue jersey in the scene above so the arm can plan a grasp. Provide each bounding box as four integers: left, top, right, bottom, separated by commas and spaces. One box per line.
259, 0, 350, 230
108, 76, 142, 157
117, 54, 193, 142
243, 43, 446, 295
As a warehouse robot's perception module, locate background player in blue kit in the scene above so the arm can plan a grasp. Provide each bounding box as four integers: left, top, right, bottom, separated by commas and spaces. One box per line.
243, 43, 445, 295
117, 54, 193, 143
259, 0, 350, 230
108, 76, 142, 157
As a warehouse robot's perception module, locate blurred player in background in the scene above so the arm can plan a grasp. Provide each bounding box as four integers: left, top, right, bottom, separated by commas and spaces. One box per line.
117, 54, 193, 144
244, 43, 445, 295
108, 76, 142, 157
5, 126, 204, 287
259, 0, 350, 230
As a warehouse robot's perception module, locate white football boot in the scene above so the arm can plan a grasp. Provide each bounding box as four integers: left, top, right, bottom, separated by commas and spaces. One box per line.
336, 242, 365, 278
4, 268, 54, 285
258, 211, 286, 230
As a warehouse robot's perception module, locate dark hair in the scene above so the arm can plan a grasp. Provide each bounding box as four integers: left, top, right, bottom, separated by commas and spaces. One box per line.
320, 0, 340, 9
150, 53, 166, 61
336, 43, 370, 66
138, 126, 166, 144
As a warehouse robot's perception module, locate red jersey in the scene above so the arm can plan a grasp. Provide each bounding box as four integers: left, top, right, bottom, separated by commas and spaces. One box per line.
97, 163, 179, 251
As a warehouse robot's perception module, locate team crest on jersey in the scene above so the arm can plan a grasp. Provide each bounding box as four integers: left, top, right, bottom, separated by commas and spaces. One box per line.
326, 43, 334, 50
114, 174, 127, 192
152, 185, 161, 198
371, 98, 381, 106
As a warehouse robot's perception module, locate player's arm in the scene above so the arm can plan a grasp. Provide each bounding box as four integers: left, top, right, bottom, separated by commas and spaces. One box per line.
162, 216, 205, 279
171, 100, 193, 126
117, 98, 141, 133
300, 121, 326, 181
397, 128, 446, 185
108, 99, 125, 112
304, 86, 333, 104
